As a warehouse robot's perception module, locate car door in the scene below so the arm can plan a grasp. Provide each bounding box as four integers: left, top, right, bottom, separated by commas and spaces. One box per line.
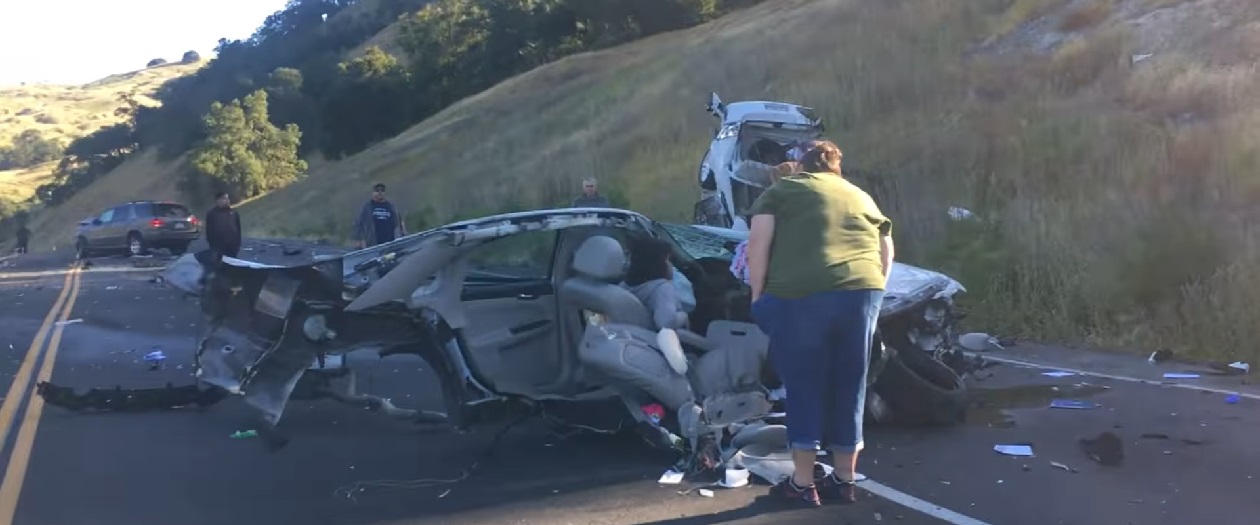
85, 208, 116, 249
104, 204, 133, 249
457, 229, 562, 397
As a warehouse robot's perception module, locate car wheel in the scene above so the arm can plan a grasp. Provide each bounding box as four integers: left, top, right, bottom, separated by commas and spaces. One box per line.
75, 237, 90, 259
127, 233, 146, 257
871, 342, 969, 427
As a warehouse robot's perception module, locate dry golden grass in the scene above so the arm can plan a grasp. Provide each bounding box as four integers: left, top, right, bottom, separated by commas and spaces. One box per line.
0, 61, 203, 145
36, 0, 1260, 363
0, 162, 58, 203
25, 150, 184, 249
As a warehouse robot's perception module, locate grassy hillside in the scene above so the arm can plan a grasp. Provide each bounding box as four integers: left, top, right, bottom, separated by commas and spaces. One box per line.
0, 61, 203, 204
0, 62, 203, 145
30, 0, 1260, 363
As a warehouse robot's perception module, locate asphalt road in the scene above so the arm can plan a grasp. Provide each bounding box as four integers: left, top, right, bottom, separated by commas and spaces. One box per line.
0, 245, 1257, 525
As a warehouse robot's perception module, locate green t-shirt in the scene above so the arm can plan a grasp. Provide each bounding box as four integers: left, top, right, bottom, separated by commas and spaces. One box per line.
748, 172, 892, 298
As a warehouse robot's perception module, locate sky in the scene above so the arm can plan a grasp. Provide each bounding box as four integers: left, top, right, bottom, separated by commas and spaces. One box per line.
0, 0, 291, 87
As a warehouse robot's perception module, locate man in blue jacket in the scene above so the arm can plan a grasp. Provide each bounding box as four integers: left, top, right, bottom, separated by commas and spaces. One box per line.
352, 183, 406, 249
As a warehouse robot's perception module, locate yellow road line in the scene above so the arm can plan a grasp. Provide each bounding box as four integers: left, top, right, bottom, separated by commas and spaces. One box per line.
0, 266, 77, 458
0, 265, 82, 522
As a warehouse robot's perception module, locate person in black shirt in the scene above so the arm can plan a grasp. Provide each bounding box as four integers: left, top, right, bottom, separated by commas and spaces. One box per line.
352, 183, 406, 249
14, 223, 30, 254
204, 191, 242, 262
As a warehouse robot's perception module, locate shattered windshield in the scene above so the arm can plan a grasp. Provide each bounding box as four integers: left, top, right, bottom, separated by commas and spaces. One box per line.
657, 223, 736, 261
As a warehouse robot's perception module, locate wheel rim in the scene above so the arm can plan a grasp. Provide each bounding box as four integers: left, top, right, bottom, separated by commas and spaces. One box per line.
129, 239, 141, 255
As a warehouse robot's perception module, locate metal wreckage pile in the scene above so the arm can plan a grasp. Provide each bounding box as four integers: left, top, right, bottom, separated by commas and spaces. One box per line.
36, 210, 979, 483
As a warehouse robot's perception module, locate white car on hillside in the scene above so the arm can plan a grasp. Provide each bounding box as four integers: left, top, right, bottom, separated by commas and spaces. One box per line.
692, 92, 825, 231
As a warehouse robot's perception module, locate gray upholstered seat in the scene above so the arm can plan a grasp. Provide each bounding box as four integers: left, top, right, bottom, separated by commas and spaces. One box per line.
559, 235, 654, 328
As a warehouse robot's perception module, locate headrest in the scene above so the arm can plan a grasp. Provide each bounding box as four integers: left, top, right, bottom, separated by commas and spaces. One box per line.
571, 235, 625, 281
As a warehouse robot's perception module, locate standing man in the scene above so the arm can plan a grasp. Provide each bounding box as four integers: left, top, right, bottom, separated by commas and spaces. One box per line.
352, 183, 406, 249
15, 222, 30, 254
572, 176, 611, 208
204, 191, 243, 263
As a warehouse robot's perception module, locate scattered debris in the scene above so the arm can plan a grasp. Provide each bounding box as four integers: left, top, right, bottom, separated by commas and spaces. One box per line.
1148, 349, 1174, 364
282, 246, 304, 256
143, 349, 167, 370
717, 467, 750, 488
1079, 432, 1124, 466
1049, 461, 1077, 473
959, 333, 1004, 352
54, 318, 83, 327
1049, 399, 1096, 410
994, 444, 1034, 457
1225, 394, 1240, 404
697, 488, 714, 498
658, 469, 684, 485
1131, 53, 1154, 64
1163, 373, 1200, 379
1208, 361, 1251, 375
1140, 433, 1169, 440
1041, 371, 1076, 378
230, 429, 258, 439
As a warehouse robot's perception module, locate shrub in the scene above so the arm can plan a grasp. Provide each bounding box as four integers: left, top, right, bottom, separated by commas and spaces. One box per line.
146, 58, 168, 68
181, 50, 201, 63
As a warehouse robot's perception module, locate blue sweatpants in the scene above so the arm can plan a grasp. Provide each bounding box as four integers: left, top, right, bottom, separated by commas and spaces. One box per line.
752, 289, 884, 453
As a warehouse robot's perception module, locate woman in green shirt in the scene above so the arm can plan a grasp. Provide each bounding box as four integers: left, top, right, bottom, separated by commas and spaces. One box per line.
746, 140, 894, 507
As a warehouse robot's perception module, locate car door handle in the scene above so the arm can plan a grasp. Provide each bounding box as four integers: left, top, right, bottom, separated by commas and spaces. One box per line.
517, 293, 539, 301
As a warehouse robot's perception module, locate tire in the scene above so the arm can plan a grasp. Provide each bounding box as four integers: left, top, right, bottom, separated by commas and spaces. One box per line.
127, 232, 146, 257
75, 237, 90, 260
871, 342, 969, 427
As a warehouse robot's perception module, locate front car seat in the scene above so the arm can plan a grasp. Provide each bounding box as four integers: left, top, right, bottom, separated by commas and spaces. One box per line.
562, 236, 695, 411
560, 235, 653, 327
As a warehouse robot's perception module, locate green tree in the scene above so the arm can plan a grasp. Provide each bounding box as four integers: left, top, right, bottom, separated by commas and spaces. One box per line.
189, 90, 307, 199
0, 130, 64, 170
318, 47, 417, 157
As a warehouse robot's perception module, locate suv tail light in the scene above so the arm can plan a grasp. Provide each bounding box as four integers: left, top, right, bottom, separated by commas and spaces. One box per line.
150, 218, 164, 228
189, 215, 199, 225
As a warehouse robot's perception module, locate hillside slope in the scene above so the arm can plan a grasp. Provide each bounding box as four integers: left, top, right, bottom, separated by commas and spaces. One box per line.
0, 61, 203, 145
33, 0, 1260, 361
0, 61, 203, 203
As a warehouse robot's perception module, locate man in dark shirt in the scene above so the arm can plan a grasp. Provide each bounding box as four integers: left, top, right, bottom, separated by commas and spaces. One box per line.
15, 224, 30, 254
571, 177, 611, 208
352, 183, 406, 249
204, 191, 242, 261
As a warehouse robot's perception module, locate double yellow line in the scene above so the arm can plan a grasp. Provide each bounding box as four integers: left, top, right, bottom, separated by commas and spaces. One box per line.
0, 264, 83, 522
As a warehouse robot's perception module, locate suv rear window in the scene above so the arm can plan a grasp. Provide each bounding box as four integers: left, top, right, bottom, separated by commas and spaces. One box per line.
151, 203, 192, 218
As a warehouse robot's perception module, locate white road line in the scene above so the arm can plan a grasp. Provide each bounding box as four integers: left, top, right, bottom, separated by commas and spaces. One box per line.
857, 477, 995, 525
966, 352, 1260, 401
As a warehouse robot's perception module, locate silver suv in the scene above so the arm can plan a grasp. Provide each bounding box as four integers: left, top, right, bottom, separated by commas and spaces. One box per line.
75, 200, 200, 258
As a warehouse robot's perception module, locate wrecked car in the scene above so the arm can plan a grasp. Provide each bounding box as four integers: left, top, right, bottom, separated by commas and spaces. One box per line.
39, 207, 970, 475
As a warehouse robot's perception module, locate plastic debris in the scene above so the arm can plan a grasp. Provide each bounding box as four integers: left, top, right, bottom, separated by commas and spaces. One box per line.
1049, 461, 1077, 473
1229, 362, 1250, 374
54, 318, 83, 327
1163, 373, 1199, 379
698, 488, 714, 498
658, 469, 684, 485
1049, 399, 1096, 410
959, 332, 1004, 352
144, 349, 167, 371
230, 430, 258, 439
1225, 394, 1240, 404
1041, 371, 1076, 378
1147, 350, 1174, 364
994, 444, 1034, 457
